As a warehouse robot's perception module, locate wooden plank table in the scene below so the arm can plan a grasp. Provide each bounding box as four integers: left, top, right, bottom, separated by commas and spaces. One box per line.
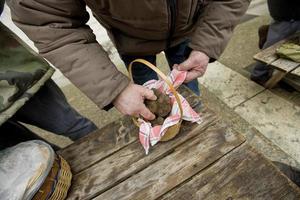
254, 36, 300, 88
58, 87, 300, 200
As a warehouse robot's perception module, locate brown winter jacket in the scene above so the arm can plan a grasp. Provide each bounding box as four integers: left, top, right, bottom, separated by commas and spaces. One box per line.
7, 0, 250, 109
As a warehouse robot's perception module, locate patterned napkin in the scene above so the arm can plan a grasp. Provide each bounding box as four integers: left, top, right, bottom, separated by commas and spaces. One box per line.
138, 69, 202, 154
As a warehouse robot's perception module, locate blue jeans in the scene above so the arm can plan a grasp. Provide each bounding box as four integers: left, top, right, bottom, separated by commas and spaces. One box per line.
251, 20, 300, 82
12, 79, 97, 141
121, 41, 200, 95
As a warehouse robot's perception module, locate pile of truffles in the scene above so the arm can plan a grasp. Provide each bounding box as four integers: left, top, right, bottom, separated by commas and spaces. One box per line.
145, 89, 172, 126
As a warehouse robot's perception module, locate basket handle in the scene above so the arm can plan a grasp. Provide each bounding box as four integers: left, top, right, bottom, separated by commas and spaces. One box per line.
128, 59, 183, 120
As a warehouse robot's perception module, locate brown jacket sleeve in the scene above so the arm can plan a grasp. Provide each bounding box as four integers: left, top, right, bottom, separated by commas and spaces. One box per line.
189, 0, 250, 59
7, 0, 130, 109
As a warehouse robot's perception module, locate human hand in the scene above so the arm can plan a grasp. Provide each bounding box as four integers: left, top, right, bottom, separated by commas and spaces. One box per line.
174, 50, 209, 83
113, 83, 157, 120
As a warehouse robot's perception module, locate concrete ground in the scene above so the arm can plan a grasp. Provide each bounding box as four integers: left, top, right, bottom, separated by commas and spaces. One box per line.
1, 0, 300, 172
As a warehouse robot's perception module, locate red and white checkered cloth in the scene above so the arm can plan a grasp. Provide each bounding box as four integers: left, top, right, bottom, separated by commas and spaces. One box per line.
139, 69, 202, 154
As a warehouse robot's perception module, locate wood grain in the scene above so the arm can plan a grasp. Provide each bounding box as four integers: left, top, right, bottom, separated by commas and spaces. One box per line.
264, 69, 287, 88
253, 38, 300, 77
94, 127, 245, 200
160, 144, 300, 200
66, 108, 217, 200
58, 86, 200, 174
58, 116, 138, 174
271, 59, 299, 74
253, 40, 286, 64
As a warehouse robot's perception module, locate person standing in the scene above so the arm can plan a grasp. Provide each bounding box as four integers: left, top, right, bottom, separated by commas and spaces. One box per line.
251, 0, 300, 84
0, 2, 97, 148
7, 0, 250, 119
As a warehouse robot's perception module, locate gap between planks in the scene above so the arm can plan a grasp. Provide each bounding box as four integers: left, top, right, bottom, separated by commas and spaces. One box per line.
92, 127, 245, 200
67, 110, 218, 200
158, 143, 300, 200
58, 90, 204, 174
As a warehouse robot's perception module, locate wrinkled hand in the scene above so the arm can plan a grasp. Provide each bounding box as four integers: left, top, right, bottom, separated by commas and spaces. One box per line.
175, 50, 209, 83
113, 83, 157, 120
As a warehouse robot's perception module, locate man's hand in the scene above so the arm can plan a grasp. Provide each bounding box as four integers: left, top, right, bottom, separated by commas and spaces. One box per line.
113, 83, 157, 120
175, 50, 209, 83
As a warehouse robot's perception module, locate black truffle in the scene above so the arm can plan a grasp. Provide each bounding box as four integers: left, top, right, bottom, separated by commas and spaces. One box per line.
145, 89, 172, 125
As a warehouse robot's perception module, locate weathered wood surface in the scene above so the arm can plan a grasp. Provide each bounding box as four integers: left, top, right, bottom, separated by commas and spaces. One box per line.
160, 144, 300, 200
60, 86, 300, 200
94, 128, 245, 200
264, 69, 287, 88
58, 116, 138, 174
67, 109, 217, 200
58, 86, 200, 174
253, 39, 286, 64
253, 39, 300, 77
271, 59, 299, 74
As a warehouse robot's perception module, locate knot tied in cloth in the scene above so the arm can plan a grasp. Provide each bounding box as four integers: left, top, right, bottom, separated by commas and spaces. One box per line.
138, 69, 202, 154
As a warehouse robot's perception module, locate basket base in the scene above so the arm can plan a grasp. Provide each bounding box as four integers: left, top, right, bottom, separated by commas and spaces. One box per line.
160, 122, 181, 142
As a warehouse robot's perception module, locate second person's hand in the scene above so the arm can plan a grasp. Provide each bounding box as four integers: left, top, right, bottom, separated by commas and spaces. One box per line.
174, 50, 209, 83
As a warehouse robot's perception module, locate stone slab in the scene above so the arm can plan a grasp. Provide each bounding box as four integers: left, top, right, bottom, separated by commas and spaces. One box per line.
292, 67, 300, 77
234, 90, 300, 161
244, 127, 300, 170
246, 0, 269, 16
198, 62, 265, 108
201, 84, 300, 172
219, 15, 271, 73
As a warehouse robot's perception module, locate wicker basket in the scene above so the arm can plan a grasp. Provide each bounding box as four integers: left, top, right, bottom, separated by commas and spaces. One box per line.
32, 154, 72, 200
128, 59, 183, 141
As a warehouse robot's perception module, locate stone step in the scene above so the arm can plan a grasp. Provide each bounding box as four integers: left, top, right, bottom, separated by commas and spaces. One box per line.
199, 61, 300, 166
246, 0, 269, 16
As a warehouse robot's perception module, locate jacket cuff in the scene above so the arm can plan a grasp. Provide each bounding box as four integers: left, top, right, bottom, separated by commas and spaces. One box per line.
187, 45, 217, 62
98, 73, 130, 109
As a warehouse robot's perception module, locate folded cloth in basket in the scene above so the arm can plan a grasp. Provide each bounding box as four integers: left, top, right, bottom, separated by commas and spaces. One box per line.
138, 69, 202, 154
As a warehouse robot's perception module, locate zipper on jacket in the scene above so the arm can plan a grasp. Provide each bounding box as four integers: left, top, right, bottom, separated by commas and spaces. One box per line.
166, 0, 177, 48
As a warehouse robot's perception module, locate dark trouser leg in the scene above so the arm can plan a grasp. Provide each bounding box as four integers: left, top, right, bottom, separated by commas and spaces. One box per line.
121, 42, 200, 95
165, 41, 200, 96
121, 55, 157, 85
13, 79, 97, 141
251, 20, 300, 82
0, 120, 60, 150
251, 61, 274, 84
